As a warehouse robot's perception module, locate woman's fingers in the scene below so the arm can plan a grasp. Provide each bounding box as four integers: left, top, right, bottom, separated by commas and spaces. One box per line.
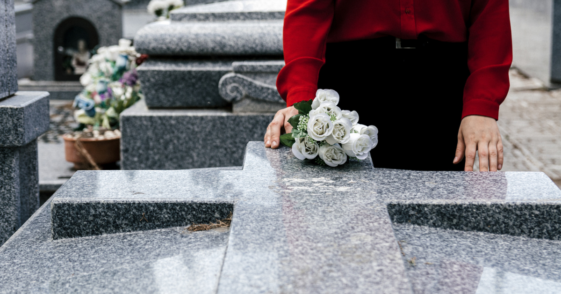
267, 111, 286, 149
478, 141, 489, 171
453, 132, 465, 164
497, 138, 504, 170
488, 140, 498, 172
464, 141, 477, 171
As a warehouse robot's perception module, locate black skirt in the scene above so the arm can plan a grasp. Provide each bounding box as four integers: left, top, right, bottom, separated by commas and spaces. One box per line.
318, 37, 469, 171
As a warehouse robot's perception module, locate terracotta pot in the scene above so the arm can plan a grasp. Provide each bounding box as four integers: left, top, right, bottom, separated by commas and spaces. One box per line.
63, 135, 121, 169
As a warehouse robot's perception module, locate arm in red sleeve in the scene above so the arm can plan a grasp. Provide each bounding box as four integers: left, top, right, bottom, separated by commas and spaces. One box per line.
276, 0, 335, 106
462, 0, 513, 120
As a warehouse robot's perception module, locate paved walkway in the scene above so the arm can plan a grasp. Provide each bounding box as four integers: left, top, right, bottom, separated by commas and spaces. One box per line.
498, 69, 561, 188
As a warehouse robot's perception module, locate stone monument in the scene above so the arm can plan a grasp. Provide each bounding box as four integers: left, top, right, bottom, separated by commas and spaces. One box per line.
0, 0, 50, 246
120, 0, 286, 170
1, 142, 561, 292
17, 0, 125, 99
510, 0, 561, 86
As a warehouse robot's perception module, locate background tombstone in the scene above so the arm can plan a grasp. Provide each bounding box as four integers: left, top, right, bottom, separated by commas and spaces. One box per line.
17, 0, 124, 100
510, 0, 561, 86
120, 0, 287, 170
0, 0, 50, 246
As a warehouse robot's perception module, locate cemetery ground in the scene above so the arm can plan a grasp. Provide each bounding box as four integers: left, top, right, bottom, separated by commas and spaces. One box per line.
36, 68, 561, 204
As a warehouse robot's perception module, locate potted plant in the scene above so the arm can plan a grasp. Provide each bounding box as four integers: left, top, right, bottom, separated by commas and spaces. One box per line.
63, 39, 147, 170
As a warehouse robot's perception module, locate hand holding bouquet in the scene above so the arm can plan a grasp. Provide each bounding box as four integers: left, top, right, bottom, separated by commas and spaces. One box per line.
280, 90, 378, 167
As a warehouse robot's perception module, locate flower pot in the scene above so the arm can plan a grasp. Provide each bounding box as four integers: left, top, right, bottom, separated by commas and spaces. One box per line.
63, 135, 121, 170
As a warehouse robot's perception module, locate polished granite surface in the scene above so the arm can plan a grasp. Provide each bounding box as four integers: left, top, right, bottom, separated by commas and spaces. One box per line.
2, 142, 561, 293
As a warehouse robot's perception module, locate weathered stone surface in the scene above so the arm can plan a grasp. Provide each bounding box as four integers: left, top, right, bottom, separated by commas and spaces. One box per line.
2, 142, 561, 292
134, 20, 283, 56
0, 139, 39, 246
171, 0, 286, 22
0, 0, 18, 99
32, 0, 123, 81
0, 91, 49, 147
138, 59, 232, 108
120, 101, 273, 170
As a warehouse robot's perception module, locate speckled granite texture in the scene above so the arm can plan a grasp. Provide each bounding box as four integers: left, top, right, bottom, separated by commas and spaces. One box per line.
0, 139, 39, 246
171, 0, 286, 22
134, 20, 283, 56
138, 59, 232, 108
2, 142, 561, 292
0, 92, 50, 147
393, 223, 561, 293
32, 0, 123, 81
120, 101, 274, 170
0, 0, 18, 99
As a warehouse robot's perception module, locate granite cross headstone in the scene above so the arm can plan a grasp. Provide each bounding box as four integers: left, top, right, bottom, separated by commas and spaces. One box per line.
1, 142, 560, 292
0, 0, 50, 246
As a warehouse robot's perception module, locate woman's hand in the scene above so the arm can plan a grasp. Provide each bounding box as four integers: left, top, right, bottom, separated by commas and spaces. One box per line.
264, 106, 299, 149
454, 115, 504, 171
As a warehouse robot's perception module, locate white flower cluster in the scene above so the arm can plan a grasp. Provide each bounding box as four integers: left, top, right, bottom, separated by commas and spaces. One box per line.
286, 89, 378, 167
148, 0, 184, 20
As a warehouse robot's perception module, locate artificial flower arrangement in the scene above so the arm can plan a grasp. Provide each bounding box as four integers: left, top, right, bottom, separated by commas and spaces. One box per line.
280, 90, 378, 167
148, 0, 184, 20
73, 39, 145, 131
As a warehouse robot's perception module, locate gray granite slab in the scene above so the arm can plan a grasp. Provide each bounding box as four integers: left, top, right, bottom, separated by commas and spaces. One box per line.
134, 20, 283, 56
3, 142, 561, 292
0, 139, 39, 246
138, 59, 232, 108
0, 0, 18, 99
120, 101, 274, 170
171, 0, 286, 22
32, 0, 123, 81
0, 91, 50, 147
0, 199, 230, 293
393, 223, 561, 293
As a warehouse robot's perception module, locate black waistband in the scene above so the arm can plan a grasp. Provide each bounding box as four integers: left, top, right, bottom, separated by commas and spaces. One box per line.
327, 36, 467, 51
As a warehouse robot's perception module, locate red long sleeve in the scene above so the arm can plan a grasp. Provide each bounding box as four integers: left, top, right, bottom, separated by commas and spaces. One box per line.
276, 0, 513, 120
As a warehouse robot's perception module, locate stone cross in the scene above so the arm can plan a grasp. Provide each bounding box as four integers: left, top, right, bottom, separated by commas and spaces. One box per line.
2, 142, 559, 292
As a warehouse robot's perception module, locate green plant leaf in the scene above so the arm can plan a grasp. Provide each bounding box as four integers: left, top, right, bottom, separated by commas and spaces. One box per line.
288, 114, 302, 129
292, 129, 306, 139
280, 133, 296, 147
293, 100, 313, 115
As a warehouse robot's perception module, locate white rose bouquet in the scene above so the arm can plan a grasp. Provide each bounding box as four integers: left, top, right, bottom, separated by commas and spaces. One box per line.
280, 89, 378, 167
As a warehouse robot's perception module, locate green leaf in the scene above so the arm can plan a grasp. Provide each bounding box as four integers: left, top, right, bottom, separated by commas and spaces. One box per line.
280, 133, 296, 147
293, 100, 313, 115
288, 114, 302, 129
291, 129, 306, 139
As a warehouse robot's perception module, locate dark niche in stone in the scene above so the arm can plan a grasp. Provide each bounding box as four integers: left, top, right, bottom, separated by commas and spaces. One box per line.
53, 17, 99, 81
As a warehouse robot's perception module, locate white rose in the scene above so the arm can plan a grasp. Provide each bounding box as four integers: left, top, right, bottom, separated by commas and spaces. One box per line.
342, 110, 359, 126
312, 89, 340, 109
148, 0, 168, 14
309, 103, 343, 120
342, 133, 374, 160
80, 73, 92, 87
291, 137, 319, 160
352, 124, 379, 148
319, 143, 348, 167
167, 0, 184, 8
325, 118, 352, 145
307, 113, 334, 141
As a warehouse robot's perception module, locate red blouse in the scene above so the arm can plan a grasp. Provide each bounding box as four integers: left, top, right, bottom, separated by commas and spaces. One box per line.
276, 0, 513, 120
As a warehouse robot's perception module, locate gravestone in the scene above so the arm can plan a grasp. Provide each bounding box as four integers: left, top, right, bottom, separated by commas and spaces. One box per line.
17, 0, 124, 100
1, 142, 561, 292
120, 0, 286, 170
0, 0, 50, 246
510, 0, 561, 86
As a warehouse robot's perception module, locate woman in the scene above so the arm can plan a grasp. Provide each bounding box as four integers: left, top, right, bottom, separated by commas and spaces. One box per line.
264, 0, 512, 172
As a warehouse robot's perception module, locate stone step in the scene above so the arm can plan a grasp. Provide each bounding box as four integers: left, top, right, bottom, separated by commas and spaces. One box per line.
170, 0, 286, 22
119, 101, 274, 170
134, 19, 283, 56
